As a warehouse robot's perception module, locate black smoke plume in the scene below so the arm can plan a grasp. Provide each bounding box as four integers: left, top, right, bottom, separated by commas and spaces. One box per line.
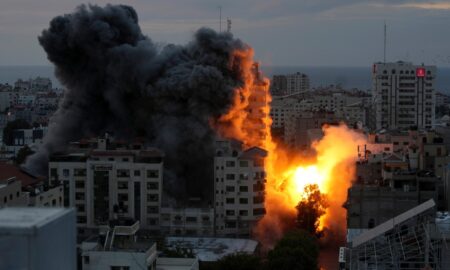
26, 4, 251, 203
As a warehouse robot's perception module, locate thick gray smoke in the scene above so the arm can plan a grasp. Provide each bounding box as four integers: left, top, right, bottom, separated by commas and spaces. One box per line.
26, 4, 251, 203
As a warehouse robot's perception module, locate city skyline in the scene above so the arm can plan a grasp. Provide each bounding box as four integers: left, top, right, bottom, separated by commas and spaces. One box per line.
1, 0, 450, 67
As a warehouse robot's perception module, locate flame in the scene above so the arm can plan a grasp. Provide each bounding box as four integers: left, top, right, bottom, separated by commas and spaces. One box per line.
214, 47, 367, 247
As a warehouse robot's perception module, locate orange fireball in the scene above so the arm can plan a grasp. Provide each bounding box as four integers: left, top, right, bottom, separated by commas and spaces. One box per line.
214, 46, 366, 247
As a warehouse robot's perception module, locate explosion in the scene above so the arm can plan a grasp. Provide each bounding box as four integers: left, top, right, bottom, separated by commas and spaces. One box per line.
214, 49, 367, 247
33, 3, 366, 249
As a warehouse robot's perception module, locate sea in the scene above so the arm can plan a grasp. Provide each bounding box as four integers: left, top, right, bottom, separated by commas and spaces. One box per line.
1, 65, 450, 93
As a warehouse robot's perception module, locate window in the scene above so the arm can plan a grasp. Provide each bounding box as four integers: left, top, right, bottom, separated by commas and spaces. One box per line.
147, 194, 159, 202
122, 158, 129, 162
83, 256, 90, 265
225, 160, 235, 167
239, 186, 248, 192
117, 169, 130, 178
134, 170, 140, 176
50, 168, 57, 178
147, 182, 159, 190
75, 192, 85, 200
77, 216, 87, 223
226, 198, 235, 204
75, 181, 85, 189
239, 210, 248, 216
239, 161, 249, 167
118, 194, 128, 201
239, 173, 249, 180
76, 204, 85, 212
253, 208, 266, 215
225, 186, 235, 192
74, 168, 86, 176
110, 267, 130, 270
146, 170, 159, 178
63, 169, 69, 177
147, 218, 158, 226
186, 216, 197, 223
226, 210, 235, 216
239, 198, 248, 204
147, 206, 159, 214
226, 174, 235, 180
117, 181, 128, 189
253, 196, 264, 204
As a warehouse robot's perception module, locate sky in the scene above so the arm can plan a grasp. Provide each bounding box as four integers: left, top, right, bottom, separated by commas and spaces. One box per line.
1, 0, 450, 67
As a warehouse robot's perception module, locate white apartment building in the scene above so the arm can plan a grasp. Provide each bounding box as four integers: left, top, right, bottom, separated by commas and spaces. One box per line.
214, 140, 266, 237
372, 61, 436, 130
271, 72, 310, 96
0, 90, 18, 111
12, 127, 48, 146
269, 97, 297, 128
17, 94, 36, 106
286, 72, 310, 95
48, 139, 164, 232
436, 91, 450, 107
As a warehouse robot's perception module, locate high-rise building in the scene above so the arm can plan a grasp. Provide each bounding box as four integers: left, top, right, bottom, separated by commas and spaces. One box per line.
213, 140, 266, 237
372, 61, 436, 130
286, 72, 310, 95
270, 72, 310, 96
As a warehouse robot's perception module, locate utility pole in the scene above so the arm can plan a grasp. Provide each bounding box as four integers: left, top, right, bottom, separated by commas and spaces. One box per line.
384, 20, 387, 63
219, 6, 222, 32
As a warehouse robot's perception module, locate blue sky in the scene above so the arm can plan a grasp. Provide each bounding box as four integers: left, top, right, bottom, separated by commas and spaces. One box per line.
1, 0, 450, 67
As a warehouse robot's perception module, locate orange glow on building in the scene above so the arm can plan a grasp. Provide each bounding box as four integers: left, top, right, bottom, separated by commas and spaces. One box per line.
213, 46, 367, 247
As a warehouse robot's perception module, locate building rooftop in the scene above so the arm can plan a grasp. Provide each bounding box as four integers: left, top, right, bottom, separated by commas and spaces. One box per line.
0, 207, 74, 235
165, 237, 258, 262
0, 162, 40, 186
240, 147, 267, 160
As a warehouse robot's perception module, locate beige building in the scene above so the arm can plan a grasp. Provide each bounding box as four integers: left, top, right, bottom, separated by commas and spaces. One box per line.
0, 178, 27, 207
0, 162, 63, 208
48, 138, 164, 232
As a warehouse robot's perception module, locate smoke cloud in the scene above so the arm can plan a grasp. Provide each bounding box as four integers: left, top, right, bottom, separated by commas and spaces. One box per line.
26, 4, 253, 203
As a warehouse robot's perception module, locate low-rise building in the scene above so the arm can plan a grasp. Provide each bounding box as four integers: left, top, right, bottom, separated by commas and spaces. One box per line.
160, 207, 214, 236
0, 207, 76, 270
82, 220, 158, 270
49, 138, 164, 232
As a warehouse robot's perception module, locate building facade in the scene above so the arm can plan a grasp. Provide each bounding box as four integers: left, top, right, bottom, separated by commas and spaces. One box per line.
372, 61, 436, 130
48, 139, 164, 232
214, 141, 266, 237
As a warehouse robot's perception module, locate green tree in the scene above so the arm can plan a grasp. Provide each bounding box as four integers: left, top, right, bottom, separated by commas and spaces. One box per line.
296, 184, 328, 238
267, 229, 319, 270
2, 119, 31, 145
216, 253, 262, 270
15, 145, 34, 165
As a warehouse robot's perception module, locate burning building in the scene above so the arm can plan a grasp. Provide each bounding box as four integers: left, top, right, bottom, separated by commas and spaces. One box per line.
28, 4, 368, 247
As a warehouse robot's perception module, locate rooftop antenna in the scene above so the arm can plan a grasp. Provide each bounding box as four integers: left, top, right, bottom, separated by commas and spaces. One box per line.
384, 20, 387, 63
227, 18, 232, 32
219, 6, 222, 32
